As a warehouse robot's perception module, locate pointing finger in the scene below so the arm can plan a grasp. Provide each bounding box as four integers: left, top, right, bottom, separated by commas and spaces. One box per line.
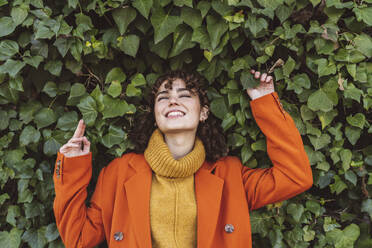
261, 73, 267, 82
266, 76, 273, 83
72, 119, 85, 138
254, 71, 260, 79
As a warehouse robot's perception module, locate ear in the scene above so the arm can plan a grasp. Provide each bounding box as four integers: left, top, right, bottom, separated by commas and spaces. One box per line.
199, 106, 209, 122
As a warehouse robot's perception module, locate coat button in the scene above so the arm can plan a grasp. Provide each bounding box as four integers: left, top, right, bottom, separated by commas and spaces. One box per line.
113, 231, 123, 241
224, 224, 234, 233
56, 160, 61, 178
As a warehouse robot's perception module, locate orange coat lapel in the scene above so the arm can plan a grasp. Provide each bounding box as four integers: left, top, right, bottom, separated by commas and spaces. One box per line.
195, 163, 224, 248
124, 155, 225, 248
124, 155, 152, 248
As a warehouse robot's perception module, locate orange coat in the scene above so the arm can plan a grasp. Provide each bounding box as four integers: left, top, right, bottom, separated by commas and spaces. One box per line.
53, 92, 313, 248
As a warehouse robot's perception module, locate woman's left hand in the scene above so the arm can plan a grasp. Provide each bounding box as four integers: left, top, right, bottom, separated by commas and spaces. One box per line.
246, 69, 275, 100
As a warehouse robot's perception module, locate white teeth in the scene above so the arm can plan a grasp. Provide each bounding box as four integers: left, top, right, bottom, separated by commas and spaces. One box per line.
167, 111, 184, 117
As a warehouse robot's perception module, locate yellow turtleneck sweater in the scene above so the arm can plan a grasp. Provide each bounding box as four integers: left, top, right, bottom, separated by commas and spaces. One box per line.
144, 129, 205, 248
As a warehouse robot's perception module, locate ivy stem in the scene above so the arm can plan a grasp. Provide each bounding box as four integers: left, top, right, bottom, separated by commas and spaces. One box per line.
48, 96, 57, 109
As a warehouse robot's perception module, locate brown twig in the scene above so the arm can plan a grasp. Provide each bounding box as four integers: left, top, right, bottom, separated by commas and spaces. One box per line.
268, 58, 284, 74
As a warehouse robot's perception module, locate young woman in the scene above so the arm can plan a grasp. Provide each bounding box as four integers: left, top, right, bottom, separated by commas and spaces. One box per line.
54, 70, 313, 248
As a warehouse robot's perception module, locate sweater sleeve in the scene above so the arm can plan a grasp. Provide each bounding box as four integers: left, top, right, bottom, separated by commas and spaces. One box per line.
53, 151, 105, 248
242, 92, 313, 210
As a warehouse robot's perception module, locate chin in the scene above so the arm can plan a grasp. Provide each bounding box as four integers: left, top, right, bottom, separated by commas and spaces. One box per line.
160, 126, 197, 134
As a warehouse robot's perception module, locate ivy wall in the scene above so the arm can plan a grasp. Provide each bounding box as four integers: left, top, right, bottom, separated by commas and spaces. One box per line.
0, 0, 372, 247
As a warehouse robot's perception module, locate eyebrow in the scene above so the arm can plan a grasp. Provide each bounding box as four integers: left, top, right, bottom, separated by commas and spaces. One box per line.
156, 88, 191, 97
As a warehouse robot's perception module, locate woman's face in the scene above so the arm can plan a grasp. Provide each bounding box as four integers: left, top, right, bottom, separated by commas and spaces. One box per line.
154, 78, 207, 135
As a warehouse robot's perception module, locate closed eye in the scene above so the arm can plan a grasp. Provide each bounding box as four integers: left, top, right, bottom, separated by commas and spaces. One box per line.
157, 96, 168, 101
180, 94, 191, 98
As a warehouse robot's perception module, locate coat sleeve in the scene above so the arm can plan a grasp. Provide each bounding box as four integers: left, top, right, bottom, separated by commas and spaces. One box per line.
242, 92, 313, 210
53, 151, 106, 248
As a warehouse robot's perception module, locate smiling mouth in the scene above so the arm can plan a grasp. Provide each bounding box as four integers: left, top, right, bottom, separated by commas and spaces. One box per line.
166, 111, 185, 118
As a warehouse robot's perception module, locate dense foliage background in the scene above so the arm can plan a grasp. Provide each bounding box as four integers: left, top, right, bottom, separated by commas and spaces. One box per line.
0, 0, 371, 247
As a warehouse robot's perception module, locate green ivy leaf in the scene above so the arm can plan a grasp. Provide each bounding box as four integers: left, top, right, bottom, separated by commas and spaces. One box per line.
91, 85, 105, 112
288, 73, 311, 94
126, 83, 142, 97
108, 80, 122, 98
210, 97, 228, 119
354, 6, 372, 26
345, 126, 361, 145
241, 70, 259, 89
118, 34, 140, 57
105, 67, 126, 84
19, 126, 41, 146
256, 0, 283, 9
45, 223, 59, 242
354, 33, 372, 58
22, 227, 47, 248
245, 15, 267, 38
101, 125, 126, 148
0, 110, 9, 130
112, 7, 137, 35
34, 24, 54, 40
0, 59, 25, 77
34, 108, 57, 129
11, 6, 28, 25
315, 58, 336, 77
221, 113, 236, 131
346, 113, 365, 129
361, 199, 372, 220
344, 83, 363, 103
0, 40, 19, 60
23, 55, 43, 69
77, 96, 98, 126
44, 60, 62, 76
131, 73, 147, 86
206, 15, 228, 50
340, 149, 352, 171
19, 101, 42, 124
102, 96, 136, 119
326, 224, 360, 248
42, 81, 57, 97
67, 83, 86, 105
283, 56, 296, 77
309, 133, 331, 150
251, 139, 266, 152
132, 0, 153, 19
56, 111, 78, 131
169, 25, 195, 58
174, 0, 193, 7
0, 228, 23, 248
317, 109, 337, 129
275, 5, 292, 23
191, 26, 210, 50
287, 203, 304, 222
330, 175, 347, 194
53, 37, 70, 57
151, 6, 182, 44
345, 170, 357, 186
307, 89, 334, 112
43, 131, 65, 156
181, 7, 202, 29
300, 105, 315, 121
334, 48, 366, 63
241, 144, 253, 164
0, 17, 16, 37
6, 205, 20, 227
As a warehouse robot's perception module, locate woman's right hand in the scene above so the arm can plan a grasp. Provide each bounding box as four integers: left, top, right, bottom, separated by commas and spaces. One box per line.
59, 119, 90, 157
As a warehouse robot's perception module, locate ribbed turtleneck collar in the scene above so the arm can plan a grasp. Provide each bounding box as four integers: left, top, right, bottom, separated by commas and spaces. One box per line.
144, 129, 205, 178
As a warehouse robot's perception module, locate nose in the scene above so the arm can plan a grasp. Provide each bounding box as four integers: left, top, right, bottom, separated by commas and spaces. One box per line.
168, 95, 179, 105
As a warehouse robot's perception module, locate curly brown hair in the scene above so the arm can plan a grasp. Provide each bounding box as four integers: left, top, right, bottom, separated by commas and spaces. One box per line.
129, 70, 228, 162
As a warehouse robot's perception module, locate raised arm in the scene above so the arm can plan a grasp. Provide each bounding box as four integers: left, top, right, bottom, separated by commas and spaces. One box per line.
53, 119, 105, 247
242, 71, 313, 210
